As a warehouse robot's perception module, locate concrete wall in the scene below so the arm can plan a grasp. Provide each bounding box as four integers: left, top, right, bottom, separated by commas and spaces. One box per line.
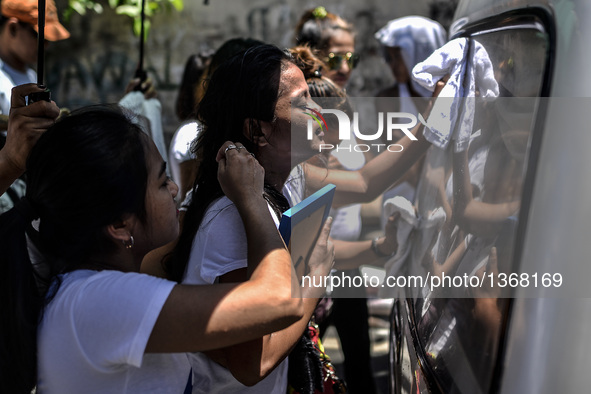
47, 0, 455, 140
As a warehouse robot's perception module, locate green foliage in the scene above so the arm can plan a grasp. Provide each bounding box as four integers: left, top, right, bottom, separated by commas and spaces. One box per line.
64, 0, 103, 21
64, 0, 184, 36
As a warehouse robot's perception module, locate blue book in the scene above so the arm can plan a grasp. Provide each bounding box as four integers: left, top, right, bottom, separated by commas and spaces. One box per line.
279, 184, 336, 271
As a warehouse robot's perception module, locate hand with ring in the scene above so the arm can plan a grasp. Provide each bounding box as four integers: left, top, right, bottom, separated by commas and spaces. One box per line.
224, 144, 237, 154
217, 141, 264, 206
223, 144, 247, 154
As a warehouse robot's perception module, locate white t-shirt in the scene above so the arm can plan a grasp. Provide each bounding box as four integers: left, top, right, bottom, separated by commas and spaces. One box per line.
0, 58, 36, 115
183, 196, 288, 394
328, 138, 366, 241
284, 164, 305, 208
37, 269, 191, 393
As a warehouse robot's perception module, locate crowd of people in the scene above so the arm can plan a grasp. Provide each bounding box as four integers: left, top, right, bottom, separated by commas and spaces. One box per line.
0, 1, 452, 393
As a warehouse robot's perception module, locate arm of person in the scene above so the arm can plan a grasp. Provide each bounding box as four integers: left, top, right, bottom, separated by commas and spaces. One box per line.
199, 219, 335, 386
458, 199, 520, 237
332, 237, 396, 270
145, 247, 303, 354
331, 213, 399, 270
146, 142, 305, 353
305, 79, 447, 208
304, 123, 431, 207
0, 84, 59, 195
431, 233, 469, 278
452, 149, 520, 237
202, 269, 318, 386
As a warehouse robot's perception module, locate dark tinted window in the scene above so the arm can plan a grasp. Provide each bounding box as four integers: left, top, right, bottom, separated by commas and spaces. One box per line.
408, 20, 549, 393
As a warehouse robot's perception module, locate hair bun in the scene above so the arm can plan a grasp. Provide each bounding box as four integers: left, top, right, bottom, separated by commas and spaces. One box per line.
312, 6, 328, 19
289, 46, 324, 80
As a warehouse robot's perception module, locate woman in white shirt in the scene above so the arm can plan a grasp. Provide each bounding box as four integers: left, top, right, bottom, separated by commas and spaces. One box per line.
165, 43, 445, 393
0, 105, 334, 393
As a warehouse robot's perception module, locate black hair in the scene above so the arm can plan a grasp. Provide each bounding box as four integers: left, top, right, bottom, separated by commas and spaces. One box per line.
207, 38, 265, 80
176, 39, 265, 122
294, 8, 354, 52
165, 44, 293, 283
175, 53, 212, 121
192, 38, 265, 122
0, 105, 150, 393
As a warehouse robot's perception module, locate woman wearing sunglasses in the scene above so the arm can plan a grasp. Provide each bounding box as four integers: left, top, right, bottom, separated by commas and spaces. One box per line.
294, 6, 359, 89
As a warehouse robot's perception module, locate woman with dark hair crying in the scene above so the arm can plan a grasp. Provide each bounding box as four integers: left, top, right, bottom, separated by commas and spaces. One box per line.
164, 44, 335, 394
165, 43, 445, 393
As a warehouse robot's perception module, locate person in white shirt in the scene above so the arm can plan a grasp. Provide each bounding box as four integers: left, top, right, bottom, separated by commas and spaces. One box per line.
0, 104, 333, 394
164, 44, 334, 394
165, 42, 446, 393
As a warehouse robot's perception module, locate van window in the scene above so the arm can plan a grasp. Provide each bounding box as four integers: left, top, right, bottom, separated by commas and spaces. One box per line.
407, 21, 549, 393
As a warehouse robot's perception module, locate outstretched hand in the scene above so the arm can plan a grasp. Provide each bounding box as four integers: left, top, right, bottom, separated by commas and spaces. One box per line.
433, 74, 449, 98
216, 141, 264, 207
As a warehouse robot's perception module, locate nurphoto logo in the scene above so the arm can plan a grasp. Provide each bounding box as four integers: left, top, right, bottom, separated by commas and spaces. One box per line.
305, 108, 419, 153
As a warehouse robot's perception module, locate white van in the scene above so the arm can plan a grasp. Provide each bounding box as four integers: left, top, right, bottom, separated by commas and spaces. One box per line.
387, 0, 591, 393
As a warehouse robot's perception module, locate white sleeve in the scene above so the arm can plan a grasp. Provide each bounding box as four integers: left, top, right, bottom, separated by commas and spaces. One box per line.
188, 201, 248, 284
68, 271, 175, 369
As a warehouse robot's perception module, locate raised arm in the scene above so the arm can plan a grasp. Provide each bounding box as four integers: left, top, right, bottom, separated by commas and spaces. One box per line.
146, 142, 305, 353
452, 147, 519, 238
202, 217, 334, 386
305, 78, 447, 207
331, 212, 399, 270
0, 84, 59, 196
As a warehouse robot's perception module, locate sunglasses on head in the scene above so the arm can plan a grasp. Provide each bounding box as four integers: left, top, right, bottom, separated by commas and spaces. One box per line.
325, 52, 360, 71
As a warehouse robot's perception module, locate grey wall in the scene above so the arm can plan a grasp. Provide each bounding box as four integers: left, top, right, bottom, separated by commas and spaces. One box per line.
47, 0, 454, 140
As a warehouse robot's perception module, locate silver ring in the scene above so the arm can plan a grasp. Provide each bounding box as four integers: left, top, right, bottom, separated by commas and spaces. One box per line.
224, 144, 237, 153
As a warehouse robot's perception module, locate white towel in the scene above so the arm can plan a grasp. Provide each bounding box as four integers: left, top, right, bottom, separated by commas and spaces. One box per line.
412, 38, 499, 152
379, 196, 446, 298
375, 16, 447, 98
119, 91, 168, 164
